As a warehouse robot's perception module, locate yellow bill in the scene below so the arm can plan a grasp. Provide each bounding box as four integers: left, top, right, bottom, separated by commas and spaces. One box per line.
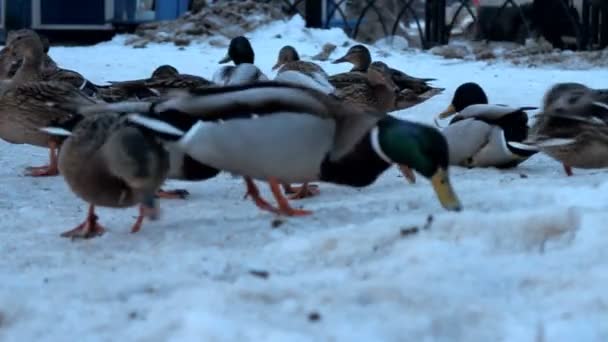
437, 103, 457, 119
218, 54, 231, 64
430, 168, 462, 211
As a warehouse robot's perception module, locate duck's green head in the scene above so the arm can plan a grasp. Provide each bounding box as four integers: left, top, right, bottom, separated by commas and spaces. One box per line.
332, 44, 372, 72
219, 36, 254, 65
375, 116, 462, 211
438, 82, 488, 119
273, 45, 300, 70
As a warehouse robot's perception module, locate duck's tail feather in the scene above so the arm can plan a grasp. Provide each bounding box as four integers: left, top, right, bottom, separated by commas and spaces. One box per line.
39, 127, 73, 137
39, 113, 87, 137
77, 101, 154, 115
127, 113, 186, 141
507, 141, 540, 151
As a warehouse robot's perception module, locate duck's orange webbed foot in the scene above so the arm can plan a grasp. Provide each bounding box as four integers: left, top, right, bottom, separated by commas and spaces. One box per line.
156, 188, 190, 199
131, 205, 158, 234
286, 183, 320, 200
269, 178, 312, 216
26, 142, 59, 177
60, 204, 106, 239
243, 177, 281, 214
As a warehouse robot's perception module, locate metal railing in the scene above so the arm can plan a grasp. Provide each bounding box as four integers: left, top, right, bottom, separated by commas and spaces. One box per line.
282, 0, 607, 50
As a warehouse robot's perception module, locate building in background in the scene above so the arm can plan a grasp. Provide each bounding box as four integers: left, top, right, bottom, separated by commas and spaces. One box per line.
2, 0, 190, 43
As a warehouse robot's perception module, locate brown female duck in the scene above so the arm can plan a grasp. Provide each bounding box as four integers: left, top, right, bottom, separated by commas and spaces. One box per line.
0, 34, 98, 177
515, 82, 608, 176
98, 65, 213, 102
331, 44, 443, 110
42, 112, 172, 239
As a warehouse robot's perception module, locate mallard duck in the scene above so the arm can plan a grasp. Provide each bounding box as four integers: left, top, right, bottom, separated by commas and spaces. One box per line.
514, 82, 608, 176
75, 100, 221, 198
334, 62, 397, 113
5, 29, 57, 73
125, 81, 462, 215
435, 82, 538, 168
331, 44, 443, 109
0, 34, 99, 177
212, 36, 268, 85
5, 29, 102, 97
273, 45, 329, 81
98, 65, 213, 102
40, 112, 173, 239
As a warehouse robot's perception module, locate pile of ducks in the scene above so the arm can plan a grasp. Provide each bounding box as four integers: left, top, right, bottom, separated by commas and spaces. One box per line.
0, 29, 605, 240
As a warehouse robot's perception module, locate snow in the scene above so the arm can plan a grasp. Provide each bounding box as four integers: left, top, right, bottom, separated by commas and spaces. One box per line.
2, 15, 608, 341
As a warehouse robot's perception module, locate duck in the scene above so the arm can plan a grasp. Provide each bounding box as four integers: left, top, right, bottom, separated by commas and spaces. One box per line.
334, 62, 398, 113
5, 29, 102, 97
123, 81, 462, 215
212, 36, 268, 86
40, 112, 173, 239
273, 45, 329, 83
4, 29, 58, 74
435, 82, 538, 168
97, 64, 214, 102
331, 44, 443, 109
0, 33, 100, 177
271, 47, 335, 196
514, 82, 608, 176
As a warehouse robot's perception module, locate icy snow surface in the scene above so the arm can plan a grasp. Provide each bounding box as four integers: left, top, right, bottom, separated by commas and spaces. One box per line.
1, 16, 607, 341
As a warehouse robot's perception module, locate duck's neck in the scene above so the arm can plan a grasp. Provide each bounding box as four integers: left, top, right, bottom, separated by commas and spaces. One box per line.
350, 55, 372, 72
371, 83, 396, 112
374, 116, 437, 177
13, 53, 43, 83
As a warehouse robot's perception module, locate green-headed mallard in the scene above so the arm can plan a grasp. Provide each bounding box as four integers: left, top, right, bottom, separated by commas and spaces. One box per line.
515, 82, 608, 176
40, 112, 172, 239
331, 44, 443, 110
213, 36, 268, 86
435, 82, 538, 168
124, 81, 462, 215
0, 33, 99, 177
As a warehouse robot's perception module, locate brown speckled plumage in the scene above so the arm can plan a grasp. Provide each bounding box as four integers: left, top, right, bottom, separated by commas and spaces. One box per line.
55, 113, 170, 238
526, 83, 608, 172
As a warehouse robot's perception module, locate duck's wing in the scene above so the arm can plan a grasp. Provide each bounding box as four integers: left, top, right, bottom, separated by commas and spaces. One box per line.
389, 67, 437, 93
12, 81, 98, 109
274, 70, 335, 95
328, 72, 368, 88
442, 118, 493, 165
124, 82, 384, 160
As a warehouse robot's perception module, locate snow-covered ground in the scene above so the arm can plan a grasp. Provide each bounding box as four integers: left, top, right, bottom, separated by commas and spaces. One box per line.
1, 16, 608, 341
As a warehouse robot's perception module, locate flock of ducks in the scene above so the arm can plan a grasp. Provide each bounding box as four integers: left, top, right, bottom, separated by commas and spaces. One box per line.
0, 29, 606, 240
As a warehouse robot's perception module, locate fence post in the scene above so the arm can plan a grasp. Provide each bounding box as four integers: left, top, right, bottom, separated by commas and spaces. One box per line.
425, 0, 447, 48
305, 0, 323, 28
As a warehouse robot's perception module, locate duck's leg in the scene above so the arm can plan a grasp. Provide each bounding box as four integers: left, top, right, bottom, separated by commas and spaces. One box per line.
243, 177, 281, 214
156, 189, 190, 199
398, 165, 416, 184
26, 141, 60, 177
131, 199, 160, 234
287, 183, 321, 200
563, 163, 573, 176
268, 178, 312, 216
60, 204, 106, 239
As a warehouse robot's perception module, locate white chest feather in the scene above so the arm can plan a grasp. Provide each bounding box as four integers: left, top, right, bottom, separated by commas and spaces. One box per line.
178, 113, 335, 182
